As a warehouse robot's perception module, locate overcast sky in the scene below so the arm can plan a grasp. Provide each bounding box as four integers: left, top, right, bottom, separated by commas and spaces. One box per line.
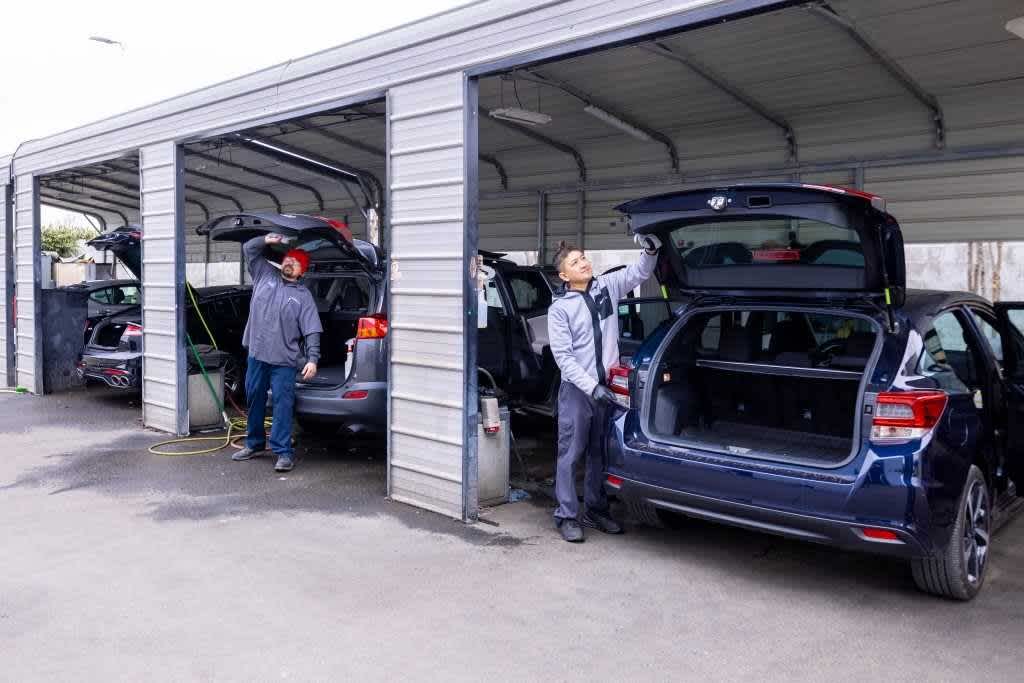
1, 0, 465, 226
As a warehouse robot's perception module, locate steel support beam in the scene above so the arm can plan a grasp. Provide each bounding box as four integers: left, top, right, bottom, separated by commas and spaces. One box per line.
536, 191, 547, 263
478, 155, 508, 190
190, 151, 325, 211
184, 185, 244, 212
38, 201, 108, 231
74, 173, 210, 223
806, 2, 945, 149
640, 42, 798, 162
39, 193, 130, 225
230, 133, 383, 211
480, 143, 1024, 201
187, 170, 282, 213
479, 106, 587, 182
515, 70, 679, 172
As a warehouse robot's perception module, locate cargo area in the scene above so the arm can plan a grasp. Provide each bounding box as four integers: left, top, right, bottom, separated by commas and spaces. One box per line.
296, 257, 376, 389
645, 309, 879, 466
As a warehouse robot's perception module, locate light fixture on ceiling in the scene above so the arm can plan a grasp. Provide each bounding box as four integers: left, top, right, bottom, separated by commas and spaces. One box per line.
1007, 17, 1024, 39
583, 105, 652, 142
489, 107, 552, 126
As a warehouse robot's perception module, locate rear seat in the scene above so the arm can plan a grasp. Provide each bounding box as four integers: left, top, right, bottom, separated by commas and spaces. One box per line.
702, 327, 780, 428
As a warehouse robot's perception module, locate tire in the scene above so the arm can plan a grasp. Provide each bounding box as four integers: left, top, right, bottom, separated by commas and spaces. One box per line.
911, 465, 991, 600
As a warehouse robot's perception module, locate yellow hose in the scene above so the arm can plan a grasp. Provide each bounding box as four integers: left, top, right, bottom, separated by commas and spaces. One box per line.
186, 282, 218, 350
146, 415, 271, 456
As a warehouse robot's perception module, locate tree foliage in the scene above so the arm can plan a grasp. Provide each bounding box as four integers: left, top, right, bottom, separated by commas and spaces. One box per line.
41, 224, 97, 258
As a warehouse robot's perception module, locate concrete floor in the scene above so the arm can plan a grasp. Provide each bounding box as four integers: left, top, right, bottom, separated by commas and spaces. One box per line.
2, 387, 1023, 682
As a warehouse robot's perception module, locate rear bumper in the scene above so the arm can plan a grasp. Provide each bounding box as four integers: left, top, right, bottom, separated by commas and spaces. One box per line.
608, 475, 929, 558
78, 351, 142, 390
294, 381, 387, 433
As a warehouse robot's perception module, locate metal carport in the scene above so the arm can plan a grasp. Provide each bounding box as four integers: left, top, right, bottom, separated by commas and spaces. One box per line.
2, 0, 1023, 521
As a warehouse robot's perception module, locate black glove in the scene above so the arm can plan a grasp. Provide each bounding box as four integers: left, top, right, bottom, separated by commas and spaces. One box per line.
591, 385, 618, 405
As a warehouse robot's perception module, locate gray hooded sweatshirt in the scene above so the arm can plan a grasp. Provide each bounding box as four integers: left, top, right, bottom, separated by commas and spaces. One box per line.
547, 250, 658, 396
241, 236, 323, 368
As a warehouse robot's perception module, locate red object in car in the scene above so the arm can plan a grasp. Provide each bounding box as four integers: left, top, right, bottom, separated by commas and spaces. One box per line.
752, 248, 801, 262
342, 390, 369, 400
356, 314, 388, 339
870, 390, 948, 442
606, 475, 624, 488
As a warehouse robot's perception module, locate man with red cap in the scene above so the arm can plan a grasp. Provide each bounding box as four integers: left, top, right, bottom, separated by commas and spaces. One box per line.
233, 233, 322, 472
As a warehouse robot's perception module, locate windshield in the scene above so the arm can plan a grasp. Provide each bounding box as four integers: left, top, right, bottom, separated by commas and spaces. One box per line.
673, 216, 864, 270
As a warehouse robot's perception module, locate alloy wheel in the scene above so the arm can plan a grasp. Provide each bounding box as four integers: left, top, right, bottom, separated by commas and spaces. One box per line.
962, 478, 990, 586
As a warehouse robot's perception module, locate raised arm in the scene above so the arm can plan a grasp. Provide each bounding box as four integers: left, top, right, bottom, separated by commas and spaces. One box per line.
243, 235, 276, 283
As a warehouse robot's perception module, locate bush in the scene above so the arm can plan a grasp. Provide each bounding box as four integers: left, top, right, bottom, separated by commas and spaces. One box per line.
41, 224, 98, 259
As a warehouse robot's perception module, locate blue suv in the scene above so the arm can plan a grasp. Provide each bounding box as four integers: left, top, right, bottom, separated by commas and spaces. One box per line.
605, 184, 1024, 600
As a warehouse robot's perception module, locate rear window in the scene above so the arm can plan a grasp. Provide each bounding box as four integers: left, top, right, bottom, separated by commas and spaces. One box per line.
673, 216, 864, 269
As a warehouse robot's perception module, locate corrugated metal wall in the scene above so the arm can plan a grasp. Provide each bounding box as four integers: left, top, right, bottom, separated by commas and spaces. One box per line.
386, 73, 473, 520
139, 144, 187, 435
13, 175, 41, 394
1, 181, 13, 387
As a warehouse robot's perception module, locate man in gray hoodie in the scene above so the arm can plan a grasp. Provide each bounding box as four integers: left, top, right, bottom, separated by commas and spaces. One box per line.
547, 235, 662, 542
232, 233, 323, 472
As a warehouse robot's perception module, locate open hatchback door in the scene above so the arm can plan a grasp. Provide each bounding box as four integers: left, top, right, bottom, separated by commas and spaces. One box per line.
617, 184, 906, 309
199, 213, 382, 277
87, 226, 142, 281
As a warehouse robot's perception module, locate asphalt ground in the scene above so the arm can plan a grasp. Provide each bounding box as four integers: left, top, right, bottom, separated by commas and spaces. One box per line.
2, 386, 1023, 681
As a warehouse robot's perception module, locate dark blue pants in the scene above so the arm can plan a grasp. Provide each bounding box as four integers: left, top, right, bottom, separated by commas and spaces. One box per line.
554, 381, 611, 521
245, 357, 296, 458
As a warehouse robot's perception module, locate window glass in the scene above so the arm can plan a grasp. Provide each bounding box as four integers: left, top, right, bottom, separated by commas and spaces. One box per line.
116, 286, 140, 305
89, 288, 113, 304
618, 300, 672, 341
920, 312, 974, 385
671, 217, 865, 270
505, 271, 552, 315
968, 309, 1003, 363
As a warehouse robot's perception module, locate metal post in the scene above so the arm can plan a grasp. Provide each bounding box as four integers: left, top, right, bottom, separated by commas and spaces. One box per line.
536, 191, 547, 264
1, 183, 13, 387
576, 190, 585, 251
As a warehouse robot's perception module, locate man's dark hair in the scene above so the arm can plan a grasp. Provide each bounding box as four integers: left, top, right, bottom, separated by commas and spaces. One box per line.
553, 240, 582, 274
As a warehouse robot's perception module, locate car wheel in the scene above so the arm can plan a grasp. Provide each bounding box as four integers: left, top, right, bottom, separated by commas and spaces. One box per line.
911, 465, 991, 600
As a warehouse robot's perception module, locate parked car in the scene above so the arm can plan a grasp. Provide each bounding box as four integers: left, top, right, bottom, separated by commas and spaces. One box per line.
80, 226, 251, 393
605, 183, 1023, 600
202, 214, 584, 434
60, 279, 141, 344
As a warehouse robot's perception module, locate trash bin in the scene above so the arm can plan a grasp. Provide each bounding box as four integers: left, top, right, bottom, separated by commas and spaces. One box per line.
187, 347, 231, 431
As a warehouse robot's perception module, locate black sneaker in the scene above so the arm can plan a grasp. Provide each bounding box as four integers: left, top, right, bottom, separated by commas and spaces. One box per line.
581, 510, 624, 535
557, 519, 585, 543
274, 456, 295, 472
232, 446, 266, 461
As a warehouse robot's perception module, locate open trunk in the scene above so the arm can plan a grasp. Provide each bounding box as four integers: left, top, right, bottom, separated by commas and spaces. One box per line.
297, 264, 376, 388
646, 308, 879, 466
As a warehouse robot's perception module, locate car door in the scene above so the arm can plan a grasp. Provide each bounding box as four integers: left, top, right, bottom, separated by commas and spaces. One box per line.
994, 302, 1024, 485
617, 298, 673, 360
477, 267, 510, 387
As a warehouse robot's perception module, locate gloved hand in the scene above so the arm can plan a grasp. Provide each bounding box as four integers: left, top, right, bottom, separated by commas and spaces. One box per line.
591, 385, 619, 405
634, 233, 663, 254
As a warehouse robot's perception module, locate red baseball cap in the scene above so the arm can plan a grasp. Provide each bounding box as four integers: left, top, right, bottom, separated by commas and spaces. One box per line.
284, 248, 310, 274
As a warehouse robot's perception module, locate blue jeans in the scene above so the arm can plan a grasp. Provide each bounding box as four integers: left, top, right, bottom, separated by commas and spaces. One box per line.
245, 357, 296, 458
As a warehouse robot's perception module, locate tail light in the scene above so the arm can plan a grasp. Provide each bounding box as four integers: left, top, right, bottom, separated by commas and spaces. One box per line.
356, 314, 388, 339
870, 390, 948, 443
121, 323, 144, 339
342, 390, 368, 400
607, 364, 631, 409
